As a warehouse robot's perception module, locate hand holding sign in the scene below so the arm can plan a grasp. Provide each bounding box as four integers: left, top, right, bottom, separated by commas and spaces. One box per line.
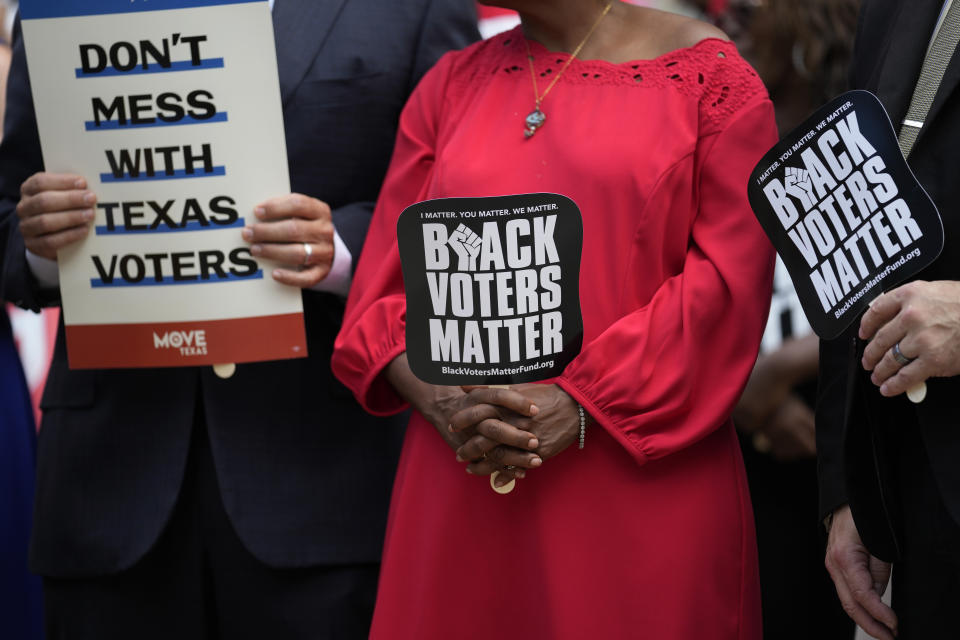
453, 383, 581, 484
16, 172, 96, 261
395, 194, 585, 491
242, 193, 335, 288
748, 91, 944, 404
858, 281, 960, 398
384, 354, 542, 481
449, 386, 549, 479
19, 0, 306, 369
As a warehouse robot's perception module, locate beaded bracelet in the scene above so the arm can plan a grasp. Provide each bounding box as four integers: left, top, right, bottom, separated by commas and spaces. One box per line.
577, 404, 586, 450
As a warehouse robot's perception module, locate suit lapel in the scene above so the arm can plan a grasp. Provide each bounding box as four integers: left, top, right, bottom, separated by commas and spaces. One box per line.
873, 1, 944, 130
272, 0, 350, 105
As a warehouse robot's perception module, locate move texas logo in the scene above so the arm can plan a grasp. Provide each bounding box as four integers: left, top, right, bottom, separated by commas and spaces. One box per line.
153, 329, 208, 356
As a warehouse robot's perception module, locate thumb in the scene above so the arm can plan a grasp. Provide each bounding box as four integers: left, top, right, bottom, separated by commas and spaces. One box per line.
844, 555, 897, 633
868, 555, 892, 597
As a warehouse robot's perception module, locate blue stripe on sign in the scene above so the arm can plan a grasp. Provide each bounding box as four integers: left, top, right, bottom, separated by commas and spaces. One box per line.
90, 270, 263, 288
95, 218, 245, 235
100, 166, 226, 182
22, 0, 264, 20
85, 113, 229, 131
75, 58, 225, 78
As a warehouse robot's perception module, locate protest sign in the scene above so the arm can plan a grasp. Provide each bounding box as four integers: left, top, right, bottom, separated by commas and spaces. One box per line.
19, 0, 305, 369
748, 91, 944, 340
397, 194, 583, 385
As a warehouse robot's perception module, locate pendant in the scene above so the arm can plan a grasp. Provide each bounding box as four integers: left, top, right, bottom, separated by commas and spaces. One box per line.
524, 108, 546, 138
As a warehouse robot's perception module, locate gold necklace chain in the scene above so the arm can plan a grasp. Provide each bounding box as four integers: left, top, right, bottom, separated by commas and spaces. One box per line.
522, 2, 613, 138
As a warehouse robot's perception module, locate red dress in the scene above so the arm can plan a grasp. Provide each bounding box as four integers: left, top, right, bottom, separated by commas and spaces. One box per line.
333, 29, 777, 640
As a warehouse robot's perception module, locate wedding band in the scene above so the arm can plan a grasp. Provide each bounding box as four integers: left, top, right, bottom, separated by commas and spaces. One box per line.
504, 465, 516, 471
302, 242, 313, 266
892, 342, 915, 367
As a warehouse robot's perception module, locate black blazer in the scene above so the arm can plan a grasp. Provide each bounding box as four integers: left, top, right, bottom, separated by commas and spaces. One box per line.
817, 0, 960, 561
0, 0, 478, 577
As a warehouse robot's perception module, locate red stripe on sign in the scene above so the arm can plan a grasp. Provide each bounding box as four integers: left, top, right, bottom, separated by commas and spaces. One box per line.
65, 313, 307, 369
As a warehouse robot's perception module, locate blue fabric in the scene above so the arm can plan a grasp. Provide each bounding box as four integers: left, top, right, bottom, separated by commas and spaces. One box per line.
1, 2, 480, 578
0, 309, 43, 640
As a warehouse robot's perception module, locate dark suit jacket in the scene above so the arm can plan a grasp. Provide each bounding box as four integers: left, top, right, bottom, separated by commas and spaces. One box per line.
817, 0, 960, 562
0, 1, 478, 577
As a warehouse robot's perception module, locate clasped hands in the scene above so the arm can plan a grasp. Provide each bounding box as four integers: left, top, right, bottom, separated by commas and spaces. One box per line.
432, 382, 582, 488
16, 172, 335, 289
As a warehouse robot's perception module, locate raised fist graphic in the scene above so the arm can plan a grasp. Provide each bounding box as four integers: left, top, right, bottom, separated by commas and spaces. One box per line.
784, 167, 817, 211
447, 223, 482, 271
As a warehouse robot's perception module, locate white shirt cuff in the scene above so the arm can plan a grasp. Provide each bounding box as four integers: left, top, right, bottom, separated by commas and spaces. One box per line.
26, 250, 60, 289
309, 230, 352, 296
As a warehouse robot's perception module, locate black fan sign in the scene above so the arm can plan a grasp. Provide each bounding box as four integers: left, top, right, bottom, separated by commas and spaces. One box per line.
397, 193, 584, 385
748, 91, 944, 339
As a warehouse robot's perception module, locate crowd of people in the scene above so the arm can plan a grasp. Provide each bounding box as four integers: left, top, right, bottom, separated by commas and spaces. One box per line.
2, 1, 959, 639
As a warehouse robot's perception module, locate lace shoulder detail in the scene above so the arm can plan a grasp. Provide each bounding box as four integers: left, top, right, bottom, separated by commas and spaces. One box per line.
470, 29, 766, 127
444, 32, 514, 99
694, 41, 769, 135
441, 29, 769, 136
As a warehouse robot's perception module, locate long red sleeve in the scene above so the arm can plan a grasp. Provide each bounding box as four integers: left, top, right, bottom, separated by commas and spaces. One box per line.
334, 35, 778, 467
557, 96, 777, 465
332, 53, 453, 415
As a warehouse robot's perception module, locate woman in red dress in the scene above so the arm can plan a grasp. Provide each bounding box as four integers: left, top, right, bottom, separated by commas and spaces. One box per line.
333, 2, 777, 638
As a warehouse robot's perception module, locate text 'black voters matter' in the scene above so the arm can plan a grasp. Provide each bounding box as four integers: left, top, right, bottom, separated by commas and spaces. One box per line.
397, 194, 584, 385
748, 91, 944, 339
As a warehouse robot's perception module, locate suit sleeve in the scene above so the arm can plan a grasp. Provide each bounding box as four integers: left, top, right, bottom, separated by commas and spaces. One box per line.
408, 0, 479, 94
0, 16, 57, 310
555, 94, 778, 466
332, 0, 478, 272
816, 326, 855, 519
331, 53, 454, 414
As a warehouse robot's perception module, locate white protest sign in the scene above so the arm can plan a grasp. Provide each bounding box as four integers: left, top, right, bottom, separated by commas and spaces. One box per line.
19, 0, 306, 369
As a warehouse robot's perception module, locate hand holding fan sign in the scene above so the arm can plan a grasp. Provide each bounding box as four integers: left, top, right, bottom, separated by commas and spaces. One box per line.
396, 193, 584, 493
748, 91, 945, 404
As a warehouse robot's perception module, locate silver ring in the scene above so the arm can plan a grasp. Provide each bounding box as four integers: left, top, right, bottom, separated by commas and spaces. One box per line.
504, 465, 517, 471
302, 242, 313, 266
892, 342, 915, 367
